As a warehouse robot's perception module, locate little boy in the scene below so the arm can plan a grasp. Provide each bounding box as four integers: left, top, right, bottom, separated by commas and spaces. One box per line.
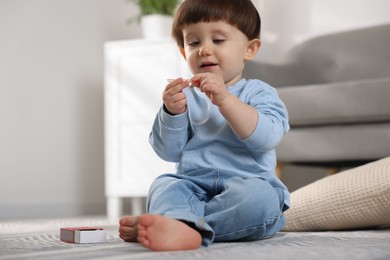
119, 0, 290, 251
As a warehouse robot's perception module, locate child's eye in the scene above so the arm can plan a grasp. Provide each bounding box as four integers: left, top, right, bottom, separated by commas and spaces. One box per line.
188, 41, 200, 47
213, 39, 225, 44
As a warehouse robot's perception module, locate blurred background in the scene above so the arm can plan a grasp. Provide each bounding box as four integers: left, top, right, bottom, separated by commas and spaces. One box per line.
0, 0, 389, 220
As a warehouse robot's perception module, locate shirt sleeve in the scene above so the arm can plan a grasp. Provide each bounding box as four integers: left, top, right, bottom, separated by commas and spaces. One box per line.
149, 106, 190, 162
241, 81, 290, 152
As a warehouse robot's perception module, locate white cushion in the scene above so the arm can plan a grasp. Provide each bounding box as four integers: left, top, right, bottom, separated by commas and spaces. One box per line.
283, 157, 390, 231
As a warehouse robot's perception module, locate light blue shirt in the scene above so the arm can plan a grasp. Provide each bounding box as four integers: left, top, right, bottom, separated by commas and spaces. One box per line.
150, 78, 290, 207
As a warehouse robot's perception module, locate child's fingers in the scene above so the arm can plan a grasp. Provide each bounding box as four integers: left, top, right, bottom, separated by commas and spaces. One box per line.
190, 74, 204, 87
166, 78, 190, 92
167, 78, 183, 86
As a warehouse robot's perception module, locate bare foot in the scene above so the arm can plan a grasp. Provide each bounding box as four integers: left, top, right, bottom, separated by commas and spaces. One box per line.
118, 215, 139, 242
137, 214, 202, 251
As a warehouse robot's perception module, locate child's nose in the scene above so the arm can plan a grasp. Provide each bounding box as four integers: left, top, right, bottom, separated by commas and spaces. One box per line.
199, 44, 213, 56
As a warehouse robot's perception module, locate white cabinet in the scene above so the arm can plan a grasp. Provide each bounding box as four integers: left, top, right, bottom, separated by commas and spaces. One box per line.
104, 38, 191, 221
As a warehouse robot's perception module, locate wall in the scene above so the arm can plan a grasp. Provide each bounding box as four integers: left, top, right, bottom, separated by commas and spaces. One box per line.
0, 0, 140, 219
254, 0, 390, 63
0, 0, 389, 220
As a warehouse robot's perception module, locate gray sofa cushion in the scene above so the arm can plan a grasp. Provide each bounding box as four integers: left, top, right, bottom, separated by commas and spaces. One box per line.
244, 24, 390, 87
277, 123, 390, 162
278, 77, 390, 126
287, 24, 390, 83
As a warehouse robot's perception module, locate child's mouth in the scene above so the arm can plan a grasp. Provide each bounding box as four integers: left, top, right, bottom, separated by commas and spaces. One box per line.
200, 62, 217, 69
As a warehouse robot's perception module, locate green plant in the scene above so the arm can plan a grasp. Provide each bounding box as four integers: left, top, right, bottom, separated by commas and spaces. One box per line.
128, 0, 180, 23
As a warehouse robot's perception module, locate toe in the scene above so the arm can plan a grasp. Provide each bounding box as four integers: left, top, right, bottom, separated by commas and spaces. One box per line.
139, 214, 155, 227
119, 216, 139, 227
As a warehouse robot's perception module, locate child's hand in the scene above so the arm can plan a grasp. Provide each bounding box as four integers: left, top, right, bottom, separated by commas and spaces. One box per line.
191, 73, 229, 106
163, 78, 189, 115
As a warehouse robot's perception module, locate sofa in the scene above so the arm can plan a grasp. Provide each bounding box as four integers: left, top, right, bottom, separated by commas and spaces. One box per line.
243, 24, 390, 175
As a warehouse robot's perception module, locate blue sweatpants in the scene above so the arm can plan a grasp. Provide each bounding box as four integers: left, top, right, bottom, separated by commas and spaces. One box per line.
146, 169, 286, 246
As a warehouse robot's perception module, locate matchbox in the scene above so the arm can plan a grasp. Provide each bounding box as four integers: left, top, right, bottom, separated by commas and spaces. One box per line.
60, 227, 106, 244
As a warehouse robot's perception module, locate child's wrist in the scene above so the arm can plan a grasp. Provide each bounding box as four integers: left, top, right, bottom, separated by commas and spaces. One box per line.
163, 104, 176, 116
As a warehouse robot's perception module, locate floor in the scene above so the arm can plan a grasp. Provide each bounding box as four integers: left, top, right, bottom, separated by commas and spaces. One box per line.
1, 216, 390, 260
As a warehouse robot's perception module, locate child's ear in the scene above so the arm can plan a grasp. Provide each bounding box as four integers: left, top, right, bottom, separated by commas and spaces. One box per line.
180, 48, 187, 60
244, 39, 261, 61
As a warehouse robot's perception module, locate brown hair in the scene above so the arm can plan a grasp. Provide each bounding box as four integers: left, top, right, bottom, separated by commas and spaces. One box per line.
172, 0, 261, 48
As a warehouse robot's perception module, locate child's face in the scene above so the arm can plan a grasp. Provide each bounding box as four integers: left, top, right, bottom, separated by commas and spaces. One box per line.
181, 21, 259, 86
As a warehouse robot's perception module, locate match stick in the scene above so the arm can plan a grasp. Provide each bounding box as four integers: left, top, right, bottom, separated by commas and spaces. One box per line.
167, 79, 194, 88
